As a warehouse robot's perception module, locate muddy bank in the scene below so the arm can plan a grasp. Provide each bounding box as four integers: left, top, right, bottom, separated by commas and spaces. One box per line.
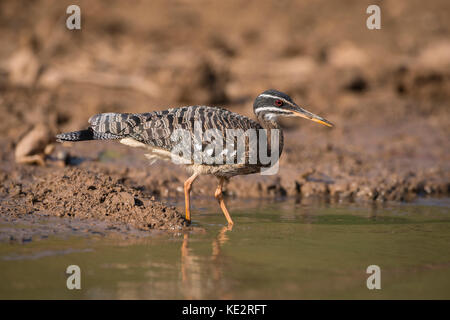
1, 167, 188, 231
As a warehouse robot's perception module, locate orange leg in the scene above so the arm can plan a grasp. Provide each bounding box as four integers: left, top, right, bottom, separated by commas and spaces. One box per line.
184, 173, 199, 224
214, 178, 234, 225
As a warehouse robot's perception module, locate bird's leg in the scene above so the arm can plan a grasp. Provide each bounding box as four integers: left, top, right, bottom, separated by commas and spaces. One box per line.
184, 173, 199, 224
214, 178, 234, 225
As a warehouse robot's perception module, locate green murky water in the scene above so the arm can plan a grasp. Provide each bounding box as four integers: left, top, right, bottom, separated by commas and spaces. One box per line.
0, 198, 449, 299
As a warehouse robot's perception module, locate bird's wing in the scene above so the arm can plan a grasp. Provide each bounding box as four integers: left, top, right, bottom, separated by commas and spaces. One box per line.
88, 106, 262, 153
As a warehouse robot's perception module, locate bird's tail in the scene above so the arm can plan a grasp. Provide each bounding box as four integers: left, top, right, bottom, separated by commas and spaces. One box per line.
56, 128, 121, 142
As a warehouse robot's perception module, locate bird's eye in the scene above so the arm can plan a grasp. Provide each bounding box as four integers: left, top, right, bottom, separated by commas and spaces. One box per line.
274, 99, 283, 107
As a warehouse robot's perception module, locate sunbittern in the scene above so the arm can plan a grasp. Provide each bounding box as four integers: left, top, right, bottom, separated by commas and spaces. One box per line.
56, 89, 333, 225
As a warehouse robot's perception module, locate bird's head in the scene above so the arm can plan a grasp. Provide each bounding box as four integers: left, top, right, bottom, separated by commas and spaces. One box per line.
253, 89, 333, 127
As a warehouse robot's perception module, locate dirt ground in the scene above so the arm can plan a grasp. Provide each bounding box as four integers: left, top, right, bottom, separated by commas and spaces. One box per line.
0, 0, 449, 231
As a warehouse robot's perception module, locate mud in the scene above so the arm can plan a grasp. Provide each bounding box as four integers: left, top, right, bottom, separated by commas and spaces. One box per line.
0, 0, 449, 231
1, 166, 188, 231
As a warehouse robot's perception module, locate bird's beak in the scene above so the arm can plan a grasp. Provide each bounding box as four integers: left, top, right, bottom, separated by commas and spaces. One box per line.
291, 105, 334, 127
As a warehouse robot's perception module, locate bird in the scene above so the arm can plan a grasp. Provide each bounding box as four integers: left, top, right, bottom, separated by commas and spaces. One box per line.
56, 89, 333, 226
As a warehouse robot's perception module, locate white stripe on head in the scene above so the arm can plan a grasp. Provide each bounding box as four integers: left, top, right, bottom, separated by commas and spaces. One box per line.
254, 106, 293, 114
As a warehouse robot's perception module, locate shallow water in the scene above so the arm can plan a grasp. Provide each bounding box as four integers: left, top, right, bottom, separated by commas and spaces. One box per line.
0, 198, 449, 299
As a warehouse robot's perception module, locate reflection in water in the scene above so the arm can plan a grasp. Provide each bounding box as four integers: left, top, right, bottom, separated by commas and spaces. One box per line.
1, 199, 449, 299
181, 225, 233, 299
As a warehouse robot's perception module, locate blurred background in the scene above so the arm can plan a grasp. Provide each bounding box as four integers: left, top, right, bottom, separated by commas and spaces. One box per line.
0, 0, 449, 202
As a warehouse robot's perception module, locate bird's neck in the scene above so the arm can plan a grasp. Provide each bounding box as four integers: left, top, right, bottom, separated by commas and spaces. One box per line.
256, 114, 284, 158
